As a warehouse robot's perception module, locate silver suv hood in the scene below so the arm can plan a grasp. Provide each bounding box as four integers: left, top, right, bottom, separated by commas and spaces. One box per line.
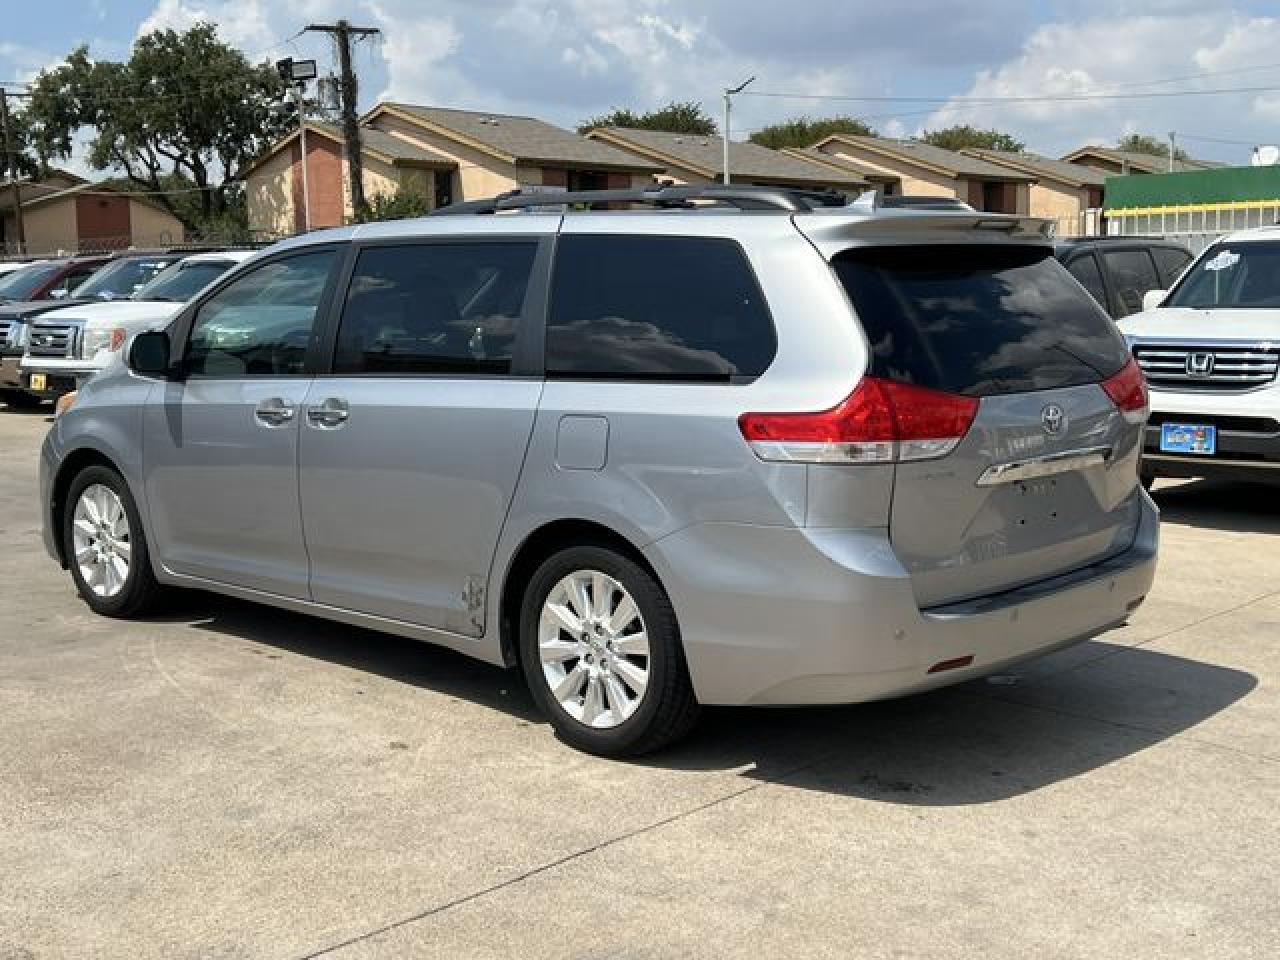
1119, 307, 1280, 343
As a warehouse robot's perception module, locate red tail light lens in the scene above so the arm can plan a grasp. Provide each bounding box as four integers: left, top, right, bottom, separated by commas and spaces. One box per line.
1101, 358, 1148, 421
739, 377, 979, 464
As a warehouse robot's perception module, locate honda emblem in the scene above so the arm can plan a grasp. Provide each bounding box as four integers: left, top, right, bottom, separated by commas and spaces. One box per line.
1186, 352, 1215, 377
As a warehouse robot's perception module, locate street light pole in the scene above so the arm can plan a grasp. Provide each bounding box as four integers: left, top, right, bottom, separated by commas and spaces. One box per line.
722, 76, 755, 185
296, 84, 311, 231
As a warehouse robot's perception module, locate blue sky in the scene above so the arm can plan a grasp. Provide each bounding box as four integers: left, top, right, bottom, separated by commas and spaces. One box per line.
5, 0, 1280, 171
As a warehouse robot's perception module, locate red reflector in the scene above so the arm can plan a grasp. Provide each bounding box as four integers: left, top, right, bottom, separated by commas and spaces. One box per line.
1101, 358, 1148, 416
738, 377, 978, 464
927, 655, 974, 674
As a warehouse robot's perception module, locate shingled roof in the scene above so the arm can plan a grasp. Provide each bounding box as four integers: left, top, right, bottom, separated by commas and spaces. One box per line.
960, 148, 1108, 188
370, 104, 663, 173
1062, 145, 1224, 175
815, 134, 1035, 181
587, 127, 868, 188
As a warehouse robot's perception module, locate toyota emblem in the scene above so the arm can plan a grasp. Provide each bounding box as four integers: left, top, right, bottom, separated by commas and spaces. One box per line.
1041, 403, 1066, 435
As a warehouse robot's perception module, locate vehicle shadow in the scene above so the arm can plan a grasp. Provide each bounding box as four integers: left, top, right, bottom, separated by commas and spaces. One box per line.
173, 592, 1256, 807
1151, 478, 1280, 535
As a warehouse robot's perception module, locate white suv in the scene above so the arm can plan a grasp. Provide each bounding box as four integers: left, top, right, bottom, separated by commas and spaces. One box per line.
20, 251, 255, 397
1120, 227, 1280, 485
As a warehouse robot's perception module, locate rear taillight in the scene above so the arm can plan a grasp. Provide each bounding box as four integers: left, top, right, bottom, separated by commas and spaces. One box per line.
1101, 358, 1149, 423
738, 377, 979, 464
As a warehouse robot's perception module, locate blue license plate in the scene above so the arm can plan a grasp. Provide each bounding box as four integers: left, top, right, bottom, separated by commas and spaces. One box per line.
1160, 423, 1216, 455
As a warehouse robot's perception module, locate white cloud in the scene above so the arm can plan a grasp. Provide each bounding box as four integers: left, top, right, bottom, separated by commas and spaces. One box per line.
920, 14, 1280, 162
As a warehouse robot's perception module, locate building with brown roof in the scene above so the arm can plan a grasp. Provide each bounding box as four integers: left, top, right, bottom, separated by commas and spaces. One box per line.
246, 104, 664, 235
585, 127, 869, 192
961, 148, 1107, 234
1, 174, 186, 255
812, 134, 1034, 213
1062, 145, 1223, 176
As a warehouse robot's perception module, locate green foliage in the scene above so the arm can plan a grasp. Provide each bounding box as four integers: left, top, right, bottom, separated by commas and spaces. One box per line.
748, 116, 876, 149
578, 101, 717, 135
1116, 133, 1188, 160
22, 24, 290, 232
351, 187, 432, 223
918, 125, 1025, 152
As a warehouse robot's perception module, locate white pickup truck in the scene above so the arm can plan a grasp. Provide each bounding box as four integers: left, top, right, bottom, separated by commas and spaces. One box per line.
1118, 227, 1280, 486
19, 250, 255, 400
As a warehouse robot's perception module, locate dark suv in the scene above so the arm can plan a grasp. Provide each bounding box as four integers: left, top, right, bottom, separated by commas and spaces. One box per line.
1055, 238, 1193, 320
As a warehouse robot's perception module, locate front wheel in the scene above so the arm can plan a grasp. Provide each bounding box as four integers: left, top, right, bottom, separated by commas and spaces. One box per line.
63, 465, 163, 617
519, 545, 699, 757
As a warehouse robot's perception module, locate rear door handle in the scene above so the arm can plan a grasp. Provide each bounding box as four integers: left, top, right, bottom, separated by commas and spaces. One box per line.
306, 397, 349, 428
254, 397, 295, 427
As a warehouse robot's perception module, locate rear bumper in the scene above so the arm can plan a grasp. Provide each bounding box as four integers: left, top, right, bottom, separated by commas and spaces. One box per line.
644, 492, 1159, 706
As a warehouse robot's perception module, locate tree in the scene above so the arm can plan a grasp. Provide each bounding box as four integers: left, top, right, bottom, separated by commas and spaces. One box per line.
24, 24, 291, 232
1116, 133, 1187, 160
918, 125, 1025, 152
578, 100, 717, 135
748, 116, 876, 149
350, 186, 431, 223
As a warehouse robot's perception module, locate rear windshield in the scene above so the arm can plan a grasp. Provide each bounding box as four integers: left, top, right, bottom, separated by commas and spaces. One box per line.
832, 245, 1129, 396
1164, 241, 1280, 309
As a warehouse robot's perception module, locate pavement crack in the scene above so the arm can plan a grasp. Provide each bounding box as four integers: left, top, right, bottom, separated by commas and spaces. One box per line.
295, 752, 831, 958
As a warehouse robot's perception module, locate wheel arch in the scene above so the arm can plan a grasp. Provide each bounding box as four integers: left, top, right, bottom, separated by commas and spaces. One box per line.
497, 518, 664, 668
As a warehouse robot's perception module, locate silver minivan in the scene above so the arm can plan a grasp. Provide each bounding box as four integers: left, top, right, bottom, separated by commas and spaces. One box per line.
39, 186, 1158, 756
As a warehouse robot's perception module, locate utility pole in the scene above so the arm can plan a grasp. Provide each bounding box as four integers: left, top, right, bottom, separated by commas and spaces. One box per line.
305, 20, 380, 219
1168, 131, 1176, 173
721, 76, 755, 185
0, 89, 25, 254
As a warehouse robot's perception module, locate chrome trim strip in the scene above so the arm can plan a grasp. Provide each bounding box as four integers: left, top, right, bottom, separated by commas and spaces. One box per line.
976, 445, 1112, 487
1143, 454, 1280, 470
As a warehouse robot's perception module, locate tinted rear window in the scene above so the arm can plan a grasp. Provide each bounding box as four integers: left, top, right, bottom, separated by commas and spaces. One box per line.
833, 245, 1129, 396
547, 235, 775, 381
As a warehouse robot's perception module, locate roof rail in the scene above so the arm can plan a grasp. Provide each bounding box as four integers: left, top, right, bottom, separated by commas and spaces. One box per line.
429, 184, 851, 216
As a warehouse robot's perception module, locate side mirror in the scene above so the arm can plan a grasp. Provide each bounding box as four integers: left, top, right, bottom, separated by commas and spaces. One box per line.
1142, 289, 1167, 312
128, 330, 176, 378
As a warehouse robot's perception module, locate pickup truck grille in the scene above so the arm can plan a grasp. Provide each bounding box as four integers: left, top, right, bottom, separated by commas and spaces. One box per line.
1133, 343, 1280, 390
26, 323, 77, 359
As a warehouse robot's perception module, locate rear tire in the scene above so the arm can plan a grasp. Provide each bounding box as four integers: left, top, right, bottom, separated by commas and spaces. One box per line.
63, 465, 163, 618
519, 544, 699, 757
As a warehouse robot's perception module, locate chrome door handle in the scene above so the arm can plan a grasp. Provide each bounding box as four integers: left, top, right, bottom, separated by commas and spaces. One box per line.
254, 397, 295, 427
306, 397, 349, 428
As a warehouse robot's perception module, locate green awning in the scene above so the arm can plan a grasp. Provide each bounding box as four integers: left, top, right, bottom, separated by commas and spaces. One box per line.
1105, 165, 1280, 210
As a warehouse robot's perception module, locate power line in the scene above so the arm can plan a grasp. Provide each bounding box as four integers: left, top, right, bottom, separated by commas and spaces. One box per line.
738, 82, 1280, 105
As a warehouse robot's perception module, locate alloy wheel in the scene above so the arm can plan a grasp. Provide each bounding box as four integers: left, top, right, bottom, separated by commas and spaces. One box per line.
71, 483, 132, 598
538, 569, 651, 729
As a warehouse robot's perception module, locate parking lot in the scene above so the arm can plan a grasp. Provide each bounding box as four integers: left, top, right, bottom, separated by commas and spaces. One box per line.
1, 404, 1277, 959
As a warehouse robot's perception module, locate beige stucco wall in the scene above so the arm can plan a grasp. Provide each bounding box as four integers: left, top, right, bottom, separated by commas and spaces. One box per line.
372, 113, 521, 201
23, 201, 78, 255
1029, 181, 1089, 220
819, 142, 957, 197
247, 147, 295, 237
130, 201, 183, 246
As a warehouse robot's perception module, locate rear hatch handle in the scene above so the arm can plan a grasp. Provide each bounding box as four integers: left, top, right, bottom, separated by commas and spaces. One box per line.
976, 445, 1112, 487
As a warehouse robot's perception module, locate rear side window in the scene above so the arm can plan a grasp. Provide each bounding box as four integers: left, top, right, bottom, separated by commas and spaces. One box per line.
334, 242, 536, 375
833, 245, 1129, 397
1064, 253, 1108, 309
1101, 248, 1160, 317
1152, 247, 1192, 286
546, 235, 775, 381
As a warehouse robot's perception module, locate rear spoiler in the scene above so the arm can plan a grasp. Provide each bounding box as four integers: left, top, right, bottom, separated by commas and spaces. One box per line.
794, 205, 1056, 259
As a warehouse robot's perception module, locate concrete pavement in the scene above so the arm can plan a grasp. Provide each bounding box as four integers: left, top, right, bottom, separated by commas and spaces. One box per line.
0, 405, 1276, 959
